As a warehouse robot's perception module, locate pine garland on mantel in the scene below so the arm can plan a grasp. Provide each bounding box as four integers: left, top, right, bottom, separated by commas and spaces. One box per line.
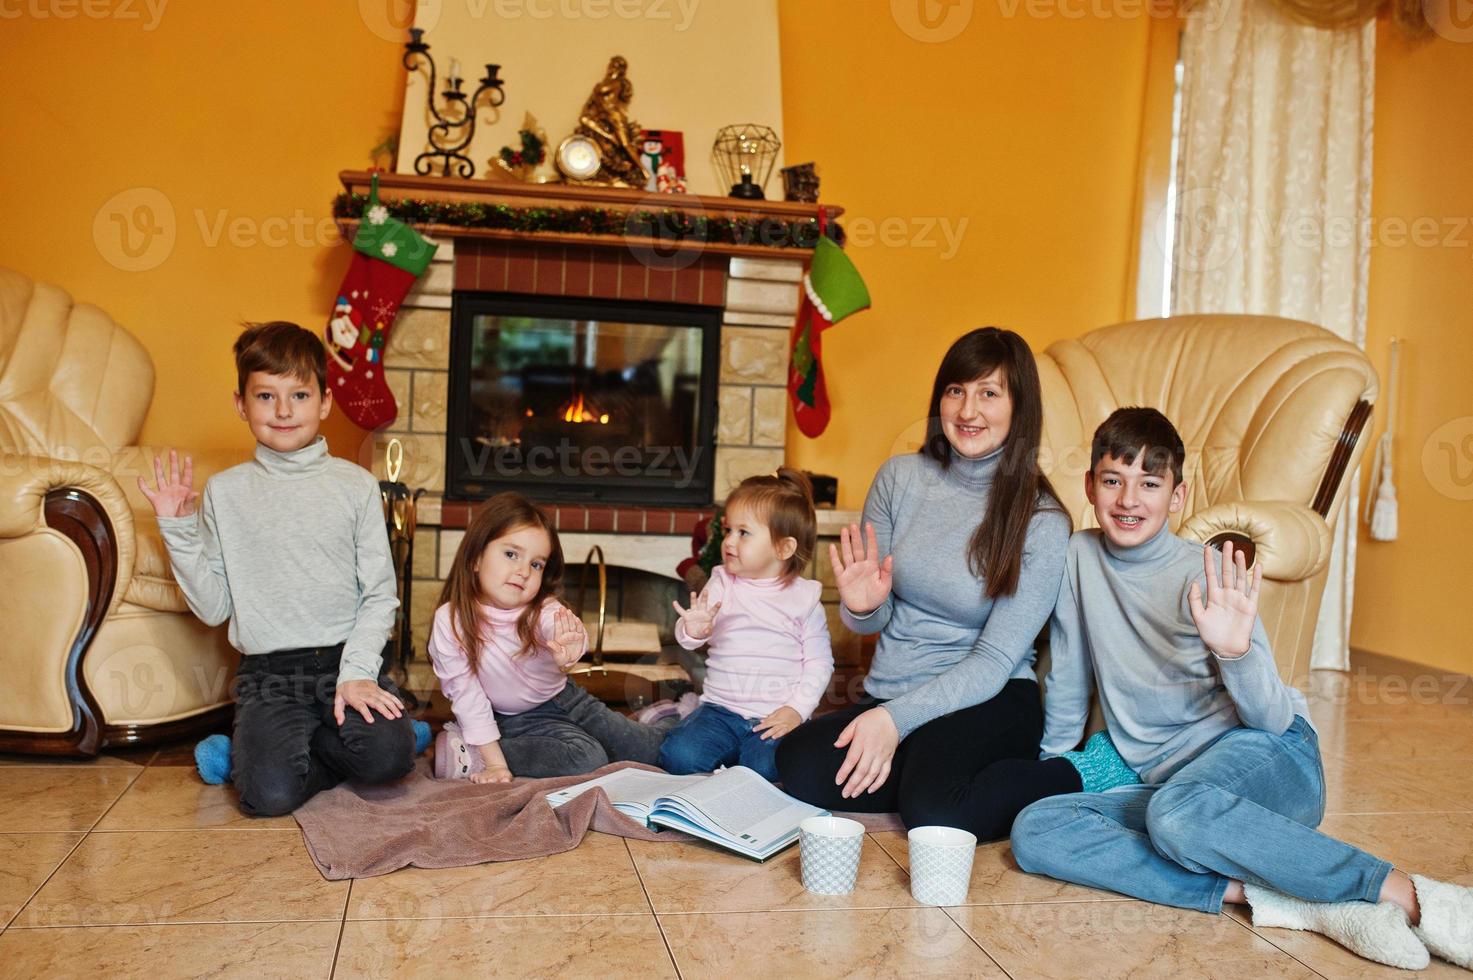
332, 192, 844, 251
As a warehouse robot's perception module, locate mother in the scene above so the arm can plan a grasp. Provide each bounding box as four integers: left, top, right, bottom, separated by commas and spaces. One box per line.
775, 327, 1080, 840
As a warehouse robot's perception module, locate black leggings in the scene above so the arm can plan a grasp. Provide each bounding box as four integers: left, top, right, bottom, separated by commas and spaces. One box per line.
774, 678, 1081, 842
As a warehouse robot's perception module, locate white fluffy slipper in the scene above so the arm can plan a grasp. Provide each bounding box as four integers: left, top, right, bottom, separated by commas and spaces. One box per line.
1244, 883, 1430, 971
1411, 874, 1473, 969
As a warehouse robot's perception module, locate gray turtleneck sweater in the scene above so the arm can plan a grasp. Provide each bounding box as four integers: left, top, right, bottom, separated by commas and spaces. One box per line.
1039, 526, 1309, 784
842, 448, 1071, 739
155, 437, 398, 685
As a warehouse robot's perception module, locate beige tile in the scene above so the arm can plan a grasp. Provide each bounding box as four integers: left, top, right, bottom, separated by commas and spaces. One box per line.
409, 369, 447, 434
1317, 812, 1473, 885
0, 833, 80, 925
335, 914, 676, 979
1322, 754, 1469, 814
411, 528, 438, 580
384, 308, 450, 371
952, 902, 1316, 979
716, 385, 753, 445
627, 833, 916, 913
728, 256, 805, 283
870, 832, 1127, 906
724, 277, 800, 317
19, 829, 346, 926
348, 832, 649, 919
1364, 755, 1473, 810
384, 368, 412, 429
751, 385, 788, 447
0, 922, 341, 978
1320, 718, 1473, 763
94, 767, 293, 831
372, 433, 444, 493
720, 326, 788, 386
713, 446, 786, 499
660, 907, 1004, 978
0, 767, 137, 832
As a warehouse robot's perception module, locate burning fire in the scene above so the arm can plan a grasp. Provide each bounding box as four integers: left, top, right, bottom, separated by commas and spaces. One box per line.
560, 392, 610, 425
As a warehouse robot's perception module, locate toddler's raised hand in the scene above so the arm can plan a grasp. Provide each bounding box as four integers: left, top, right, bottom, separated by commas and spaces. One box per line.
1188, 541, 1262, 659
830, 522, 893, 615
672, 589, 722, 640
137, 448, 200, 518
550, 608, 587, 668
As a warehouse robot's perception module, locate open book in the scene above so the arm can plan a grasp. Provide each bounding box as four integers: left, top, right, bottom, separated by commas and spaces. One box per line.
546, 766, 827, 861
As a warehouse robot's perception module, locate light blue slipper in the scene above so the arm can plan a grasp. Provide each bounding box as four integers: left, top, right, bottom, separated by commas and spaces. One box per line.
194, 734, 232, 785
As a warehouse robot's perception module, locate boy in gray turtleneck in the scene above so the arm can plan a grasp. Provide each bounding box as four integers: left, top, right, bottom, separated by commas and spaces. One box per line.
1010, 408, 1472, 972
140, 322, 414, 816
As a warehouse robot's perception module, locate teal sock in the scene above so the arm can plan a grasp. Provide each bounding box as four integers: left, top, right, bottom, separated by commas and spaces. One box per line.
1062, 731, 1140, 793
194, 734, 232, 785
412, 720, 432, 755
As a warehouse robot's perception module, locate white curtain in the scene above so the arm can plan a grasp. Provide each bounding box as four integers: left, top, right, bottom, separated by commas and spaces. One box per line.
1172, 0, 1376, 671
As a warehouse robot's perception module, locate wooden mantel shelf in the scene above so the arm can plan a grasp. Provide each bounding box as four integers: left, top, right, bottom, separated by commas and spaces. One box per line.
337, 170, 844, 260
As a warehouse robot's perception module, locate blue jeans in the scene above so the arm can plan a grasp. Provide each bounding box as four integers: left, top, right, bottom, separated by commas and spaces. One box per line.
658, 703, 781, 782
1011, 716, 1392, 913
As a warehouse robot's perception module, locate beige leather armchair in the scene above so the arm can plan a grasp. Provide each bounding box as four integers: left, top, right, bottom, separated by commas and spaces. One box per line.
1036, 314, 1378, 686
0, 267, 244, 755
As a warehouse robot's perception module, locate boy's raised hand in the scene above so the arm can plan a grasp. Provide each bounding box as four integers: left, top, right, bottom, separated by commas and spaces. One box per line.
137, 449, 200, 518
1188, 541, 1262, 659
671, 589, 721, 640
550, 607, 587, 668
830, 522, 893, 616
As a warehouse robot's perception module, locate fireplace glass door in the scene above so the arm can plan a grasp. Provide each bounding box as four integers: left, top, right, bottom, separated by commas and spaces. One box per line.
447, 295, 720, 504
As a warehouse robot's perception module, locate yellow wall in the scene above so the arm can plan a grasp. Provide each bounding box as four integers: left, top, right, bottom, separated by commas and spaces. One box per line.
776, 0, 1154, 507
402, 0, 786, 195
1351, 23, 1473, 676
0, 3, 408, 461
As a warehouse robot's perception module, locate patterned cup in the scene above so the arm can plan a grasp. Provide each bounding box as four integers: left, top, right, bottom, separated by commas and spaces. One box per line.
799, 816, 866, 895
907, 825, 977, 906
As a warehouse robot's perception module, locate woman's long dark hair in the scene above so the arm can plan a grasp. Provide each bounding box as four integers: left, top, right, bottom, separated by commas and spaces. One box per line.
921, 327, 1070, 598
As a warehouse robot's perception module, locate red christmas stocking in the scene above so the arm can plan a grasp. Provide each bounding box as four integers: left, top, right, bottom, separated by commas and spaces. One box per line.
788, 236, 870, 438
325, 174, 435, 430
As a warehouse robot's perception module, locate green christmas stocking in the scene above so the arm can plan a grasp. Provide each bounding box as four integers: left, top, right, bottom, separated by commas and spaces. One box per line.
788, 235, 871, 438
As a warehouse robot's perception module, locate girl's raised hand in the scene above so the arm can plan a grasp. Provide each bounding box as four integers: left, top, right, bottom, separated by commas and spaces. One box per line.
137, 448, 200, 518
830, 522, 893, 615
1188, 541, 1262, 659
671, 590, 722, 640
550, 607, 588, 668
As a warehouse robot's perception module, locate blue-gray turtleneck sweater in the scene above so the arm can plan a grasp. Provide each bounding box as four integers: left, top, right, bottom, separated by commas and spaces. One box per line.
841, 447, 1072, 739
1039, 525, 1309, 784
156, 437, 399, 685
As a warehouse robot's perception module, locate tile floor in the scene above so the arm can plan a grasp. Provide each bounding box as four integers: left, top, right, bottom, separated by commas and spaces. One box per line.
0, 650, 1469, 978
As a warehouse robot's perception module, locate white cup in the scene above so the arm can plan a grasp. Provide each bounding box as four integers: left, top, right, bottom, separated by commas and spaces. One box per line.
907, 825, 977, 906
799, 816, 866, 895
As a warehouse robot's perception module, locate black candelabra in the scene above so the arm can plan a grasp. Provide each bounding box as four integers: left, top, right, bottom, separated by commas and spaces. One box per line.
403, 28, 506, 178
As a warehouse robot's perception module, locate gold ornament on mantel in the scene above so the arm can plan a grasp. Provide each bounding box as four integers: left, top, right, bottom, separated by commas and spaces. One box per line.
564, 56, 650, 187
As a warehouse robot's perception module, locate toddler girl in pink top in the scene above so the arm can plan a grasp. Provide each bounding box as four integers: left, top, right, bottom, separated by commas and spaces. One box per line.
658, 470, 834, 782
429, 493, 668, 781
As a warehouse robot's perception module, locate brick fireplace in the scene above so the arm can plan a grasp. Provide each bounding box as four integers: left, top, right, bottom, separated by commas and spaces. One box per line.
337, 172, 862, 678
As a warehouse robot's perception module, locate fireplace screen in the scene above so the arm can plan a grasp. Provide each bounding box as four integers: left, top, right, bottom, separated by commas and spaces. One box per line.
447, 295, 720, 504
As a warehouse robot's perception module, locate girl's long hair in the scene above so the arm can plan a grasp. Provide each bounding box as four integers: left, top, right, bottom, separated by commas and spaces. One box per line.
920, 327, 1070, 598
436, 492, 565, 671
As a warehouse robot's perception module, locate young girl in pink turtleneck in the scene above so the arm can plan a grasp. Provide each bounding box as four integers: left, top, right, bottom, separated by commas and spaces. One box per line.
658, 469, 834, 782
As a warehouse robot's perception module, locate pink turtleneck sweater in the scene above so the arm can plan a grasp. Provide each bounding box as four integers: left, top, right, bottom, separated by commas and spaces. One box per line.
427, 599, 586, 745
675, 567, 834, 720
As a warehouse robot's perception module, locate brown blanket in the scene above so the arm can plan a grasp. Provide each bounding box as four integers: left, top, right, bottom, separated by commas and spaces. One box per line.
292, 758, 906, 880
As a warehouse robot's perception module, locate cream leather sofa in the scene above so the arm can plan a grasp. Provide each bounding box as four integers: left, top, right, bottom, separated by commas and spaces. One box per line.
1036, 314, 1377, 686
0, 267, 243, 755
